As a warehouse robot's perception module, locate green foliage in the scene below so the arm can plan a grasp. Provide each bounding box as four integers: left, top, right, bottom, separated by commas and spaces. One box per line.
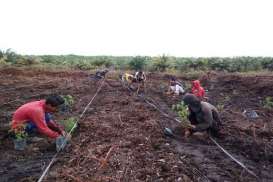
15, 131, 28, 140
129, 56, 147, 70
2, 48, 273, 72
60, 117, 77, 132
62, 95, 74, 106
263, 97, 273, 109
16, 56, 40, 65
11, 124, 28, 140
0, 50, 3, 59
92, 57, 113, 68
5, 48, 18, 63
153, 55, 170, 72
60, 95, 74, 113
172, 101, 189, 122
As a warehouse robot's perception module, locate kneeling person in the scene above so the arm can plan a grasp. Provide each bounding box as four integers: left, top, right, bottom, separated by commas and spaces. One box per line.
120, 73, 137, 90
11, 95, 70, 150
95, 69, 109, 79
135, 71, 146, 94
168, 77, 185, 95
183, 93, 222, 137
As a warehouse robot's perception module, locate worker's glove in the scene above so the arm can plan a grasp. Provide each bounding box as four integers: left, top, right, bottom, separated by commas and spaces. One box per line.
184, 129, 192, 138
189, 124, 196, 129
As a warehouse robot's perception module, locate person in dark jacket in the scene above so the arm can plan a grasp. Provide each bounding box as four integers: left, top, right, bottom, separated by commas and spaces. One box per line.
95, 69, 109, 79
183, 93, 222, 137
134, 71, 146, 94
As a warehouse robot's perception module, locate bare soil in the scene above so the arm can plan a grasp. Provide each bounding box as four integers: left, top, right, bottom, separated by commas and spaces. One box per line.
0, 68, 273, 182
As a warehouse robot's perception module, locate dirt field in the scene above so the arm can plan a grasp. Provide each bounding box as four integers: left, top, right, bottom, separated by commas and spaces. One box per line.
0, 67, 273, 182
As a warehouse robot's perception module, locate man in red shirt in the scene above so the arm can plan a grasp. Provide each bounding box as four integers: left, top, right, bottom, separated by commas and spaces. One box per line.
12, 95, 66, 139
191, 80, 205, 100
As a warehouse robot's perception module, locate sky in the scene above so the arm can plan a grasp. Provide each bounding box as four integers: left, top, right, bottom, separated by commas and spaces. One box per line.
0, 0, 273, 57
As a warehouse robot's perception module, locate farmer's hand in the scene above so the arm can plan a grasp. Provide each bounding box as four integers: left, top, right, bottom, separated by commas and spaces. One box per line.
61, 130, 66, 136
189, 124, 196, 129
184, 129, 191, 138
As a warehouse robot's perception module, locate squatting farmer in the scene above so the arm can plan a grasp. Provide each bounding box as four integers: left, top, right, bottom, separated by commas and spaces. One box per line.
168, 77, 185, 95
120, 73, 137, 89
183, 93, 222, 138
95, 69, 109, 79
11, 95, 71, 150
191, 80, 205, 100
134, 70, 147, 94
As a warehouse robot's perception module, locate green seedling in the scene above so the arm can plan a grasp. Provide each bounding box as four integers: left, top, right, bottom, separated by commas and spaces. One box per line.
62, 95, 74, 106
172, 101, 190, 127
264, 96, 273, 109
59, 117, 77, 132
10, 124, 28, 140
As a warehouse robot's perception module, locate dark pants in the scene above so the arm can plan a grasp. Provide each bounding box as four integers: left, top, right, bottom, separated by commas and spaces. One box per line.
25, 113, 52, 134
188, 112, 220, 137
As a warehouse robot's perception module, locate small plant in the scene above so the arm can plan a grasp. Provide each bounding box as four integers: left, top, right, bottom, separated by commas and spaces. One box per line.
172, 101, 190, 127
10, 124, 28, 140
60, 95, 74, 113
59, 117, 77, 132
62, 95, 74, 106
263, 96, 273, 109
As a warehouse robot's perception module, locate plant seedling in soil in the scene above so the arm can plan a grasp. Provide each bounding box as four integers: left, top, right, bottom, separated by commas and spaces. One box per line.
60, 95, 74, 113
59, 117, 77, 132
10, 124, 28, 140
172, 101, 189, 122
263, 96, 273, 109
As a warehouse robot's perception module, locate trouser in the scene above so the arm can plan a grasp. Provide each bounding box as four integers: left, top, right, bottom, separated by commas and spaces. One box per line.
25, 113, 52, 135
188, 113, 221, 137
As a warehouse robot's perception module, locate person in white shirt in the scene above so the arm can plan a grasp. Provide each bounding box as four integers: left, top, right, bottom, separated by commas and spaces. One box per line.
168, 77, 185, 95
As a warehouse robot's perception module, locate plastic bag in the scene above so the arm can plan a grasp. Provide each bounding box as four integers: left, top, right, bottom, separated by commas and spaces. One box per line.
13, 138, 27, 151
56, 136, 68, 152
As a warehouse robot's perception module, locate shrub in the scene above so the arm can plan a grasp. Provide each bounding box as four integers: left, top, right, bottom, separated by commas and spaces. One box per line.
92, 58, 113, 68
60, 95, 74, 113
153, 55, 170, 72
129, 56, 147, 70
16, 56, 40, 65
5, 49, 18, 63
74, 60, 95, 70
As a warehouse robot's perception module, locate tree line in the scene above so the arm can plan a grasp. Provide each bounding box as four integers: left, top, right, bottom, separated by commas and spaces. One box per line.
1, 49, 273, 72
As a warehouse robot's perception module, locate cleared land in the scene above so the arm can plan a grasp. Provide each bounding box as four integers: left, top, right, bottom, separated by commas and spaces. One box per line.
0, 68, 273, 182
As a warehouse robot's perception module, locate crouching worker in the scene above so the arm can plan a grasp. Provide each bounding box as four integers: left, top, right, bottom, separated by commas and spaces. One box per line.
120, 73, 137, 90
191, 80, 205, 100
10, 95, 71, 151
135, 71, 146, 94
183, 93, 222, 138
168, 77, 185, 95
95, 69, 109, 79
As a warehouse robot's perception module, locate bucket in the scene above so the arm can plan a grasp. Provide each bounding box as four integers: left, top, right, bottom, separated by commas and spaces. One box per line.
56, 136, 67, 152
13, 138, 27, 151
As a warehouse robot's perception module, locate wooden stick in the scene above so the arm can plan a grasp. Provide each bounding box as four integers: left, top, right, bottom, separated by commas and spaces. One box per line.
99, 145, 116, 169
